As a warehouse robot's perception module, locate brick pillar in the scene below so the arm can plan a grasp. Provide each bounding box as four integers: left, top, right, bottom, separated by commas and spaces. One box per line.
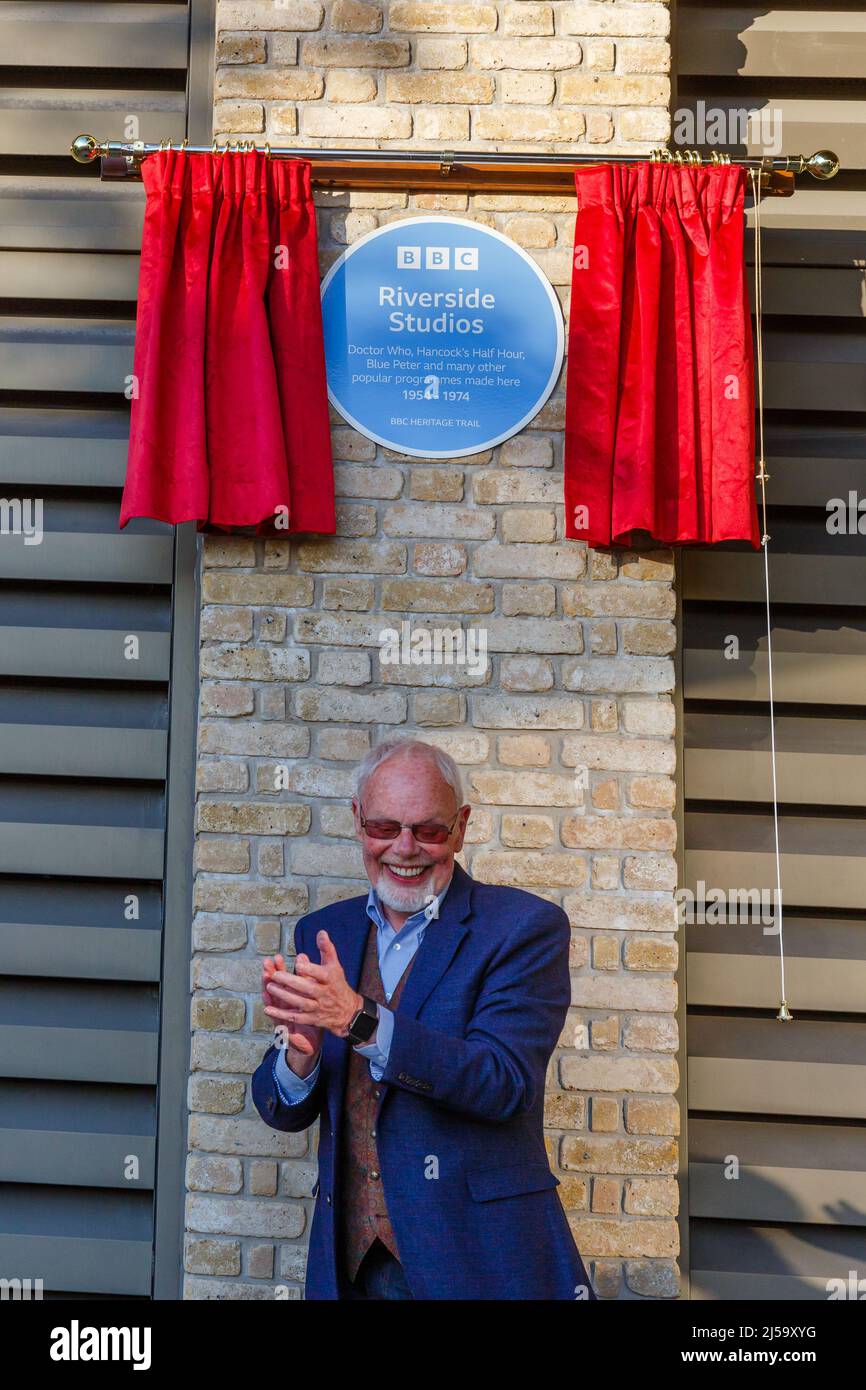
186, 0, 678, 1301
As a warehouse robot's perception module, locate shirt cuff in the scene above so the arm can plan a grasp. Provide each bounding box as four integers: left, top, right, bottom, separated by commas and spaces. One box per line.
273, 1046, 321, 1106
353, 1004, 393, 1081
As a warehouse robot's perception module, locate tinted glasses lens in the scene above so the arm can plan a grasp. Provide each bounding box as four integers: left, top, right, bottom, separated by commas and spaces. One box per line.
412, 823, 451, 844
362, 820, 401, 839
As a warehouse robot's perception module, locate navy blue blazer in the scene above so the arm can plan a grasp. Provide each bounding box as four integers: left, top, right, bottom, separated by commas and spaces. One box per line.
252, 860, 596, 1301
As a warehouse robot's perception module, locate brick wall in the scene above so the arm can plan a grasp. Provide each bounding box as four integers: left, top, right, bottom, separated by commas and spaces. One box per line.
186, 0, 678, 1300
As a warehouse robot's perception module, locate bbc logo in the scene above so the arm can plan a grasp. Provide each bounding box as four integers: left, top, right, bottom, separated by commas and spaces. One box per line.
397, 246, 479, 271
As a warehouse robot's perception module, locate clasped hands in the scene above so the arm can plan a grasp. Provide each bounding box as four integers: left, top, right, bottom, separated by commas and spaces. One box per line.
262, 930, 364, 1071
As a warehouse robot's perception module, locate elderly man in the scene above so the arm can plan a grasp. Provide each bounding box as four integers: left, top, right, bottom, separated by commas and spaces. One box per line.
252, 737, 595, 1302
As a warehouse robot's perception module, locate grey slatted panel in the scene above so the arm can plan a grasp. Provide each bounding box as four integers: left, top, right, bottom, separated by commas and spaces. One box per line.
680, 3, 866, 1303
0, 627, 171, 681
745, 189, 866, 267
0, 725, 167, 779
747, 266, 866, 319
686, 953, 866, 1013
0, 1026, 158, 1084
682, 552, 866, 606
0, 2, 188, 68
0, 250, 140, 301
0, 1129, 155, 1188
674, 95, 866, 170
0, 0, 199, 1305
684, 850, 866, 912
678, 9, 866, 80
0, 317, 134, 393
684, 649, 866, 705
746, 456, 866, 509
0, 823, 165, 878
688, 1058, 866, 1119
0, 1235, 152, 1296
0, 533, 173, 584
0, 90, 185, 158
0, 177, 144, 252
690, 1162, 866, 1226
0, 408, 130, 488
0, 923, 161, 980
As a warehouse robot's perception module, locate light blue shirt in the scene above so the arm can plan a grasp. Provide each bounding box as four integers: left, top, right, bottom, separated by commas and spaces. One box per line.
272, 874, 453, 1106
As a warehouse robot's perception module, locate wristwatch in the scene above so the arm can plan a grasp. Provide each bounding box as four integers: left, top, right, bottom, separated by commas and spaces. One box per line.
346, 995, 379, 1046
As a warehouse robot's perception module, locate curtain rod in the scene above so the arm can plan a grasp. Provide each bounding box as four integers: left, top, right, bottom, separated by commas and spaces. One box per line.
71, 135, 840, 198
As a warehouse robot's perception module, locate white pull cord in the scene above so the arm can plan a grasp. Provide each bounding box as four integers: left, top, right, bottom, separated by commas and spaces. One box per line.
749, 168, 791, 1022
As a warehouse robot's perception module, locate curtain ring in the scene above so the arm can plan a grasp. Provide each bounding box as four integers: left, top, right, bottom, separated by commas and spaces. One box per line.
265, 141, 271, 159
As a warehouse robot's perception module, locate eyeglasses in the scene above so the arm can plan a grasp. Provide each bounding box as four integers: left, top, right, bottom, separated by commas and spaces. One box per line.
359, 807, 462, 845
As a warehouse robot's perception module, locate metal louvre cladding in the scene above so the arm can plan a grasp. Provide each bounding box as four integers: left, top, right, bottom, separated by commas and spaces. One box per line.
677, 1, 866, 1301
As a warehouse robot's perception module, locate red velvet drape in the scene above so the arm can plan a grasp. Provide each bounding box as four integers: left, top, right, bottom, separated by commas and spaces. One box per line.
565, 163, 759, 549
120, 150, 335, 533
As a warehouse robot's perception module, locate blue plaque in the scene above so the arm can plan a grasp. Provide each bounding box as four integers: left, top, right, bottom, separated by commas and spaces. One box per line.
321, 216, 564, 459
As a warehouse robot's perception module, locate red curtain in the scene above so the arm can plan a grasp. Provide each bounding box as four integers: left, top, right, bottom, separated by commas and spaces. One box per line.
120, 150, 335, 533
565, 163, 759, 549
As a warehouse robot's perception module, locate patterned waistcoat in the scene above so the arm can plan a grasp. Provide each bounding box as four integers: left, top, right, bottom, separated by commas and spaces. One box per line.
339, 920, 417, 1282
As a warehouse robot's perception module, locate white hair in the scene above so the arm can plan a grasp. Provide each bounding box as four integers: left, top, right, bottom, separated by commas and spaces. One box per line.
356, 737, 464, 808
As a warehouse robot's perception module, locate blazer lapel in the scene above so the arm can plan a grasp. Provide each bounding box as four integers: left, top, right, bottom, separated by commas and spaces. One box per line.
393, 860, 474, 1022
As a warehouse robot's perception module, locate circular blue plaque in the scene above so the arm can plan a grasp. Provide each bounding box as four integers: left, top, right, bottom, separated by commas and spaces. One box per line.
321, 216, 564, 459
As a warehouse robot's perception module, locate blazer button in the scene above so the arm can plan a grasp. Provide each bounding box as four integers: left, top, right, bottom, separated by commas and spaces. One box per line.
326, 1194, 332, 1205
370, 1170, 380, 1181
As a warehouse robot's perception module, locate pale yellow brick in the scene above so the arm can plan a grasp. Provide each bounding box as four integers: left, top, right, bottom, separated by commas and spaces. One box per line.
500, 654, 554, 691
195, 838, 250, 874
585, 39, 615, 71
472, 37, 583, 70
591, 776, 619, 811
302, 37, 409, 66
622, 700, 675, 737
297, 539, 406, 573
622, 854, 676, 892
589, 619, 617, 655
591, 856, 621, 891
497, 734, 551, 767
499, 435, 554, 468
269, 34, 300, 63
417, 37, 467, 69
217, 32, 266, 63
200, 683, 255, 718
201, 574, 314, 606
217, 1, 324, 29
621, 621, 676, 656
316, 650, 372, 685
185, 1237, 241, 1276
213, 100, 265, 133
322, 578, 375, 610
502, 3, 554, 38
504, 215, 556, 248
413, 107, 470, 141
269, 105, 298, 135
409, 466, 463, 501
334, 464, 402, 499
414, 690, 464, 725
330, 209, 379, 243
326, 70, 377, 101
318, 726, 371, 760
502, 814, 555, 848
476, 106, 586, 141
414, 543, 466, 576
390, 3, 497, 33
302, 105, 411, 139
383, 504, 494, 540
501, 508, 556, 543
628, 776, 676, 810
215, 68, 323, 99
591, 698, 618, 732
562, 5, 670, 38
616, 38, 671, 73
331, 0, 382, 32
472, 851, 587, 889
386, 73, 494, 103
620, 108, 671, 141
499, 70, 555, 104
560, 73, 669, 105
591, 1177, 622, 1214
381, 578, 494, 613
474, 693, 584, 729
501, 582, 556, 617
469, 769, 581, 807
587, 112, 615, 143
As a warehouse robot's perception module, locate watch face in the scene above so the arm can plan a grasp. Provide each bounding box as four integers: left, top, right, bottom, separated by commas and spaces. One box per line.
350, 1001, 378, 1043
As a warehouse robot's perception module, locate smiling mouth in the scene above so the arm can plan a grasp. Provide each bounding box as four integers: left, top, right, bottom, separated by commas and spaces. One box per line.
383, 863, 430, 880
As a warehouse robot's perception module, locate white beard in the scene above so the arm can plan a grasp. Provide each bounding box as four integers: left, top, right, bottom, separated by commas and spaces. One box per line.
374, 864, 435, 915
